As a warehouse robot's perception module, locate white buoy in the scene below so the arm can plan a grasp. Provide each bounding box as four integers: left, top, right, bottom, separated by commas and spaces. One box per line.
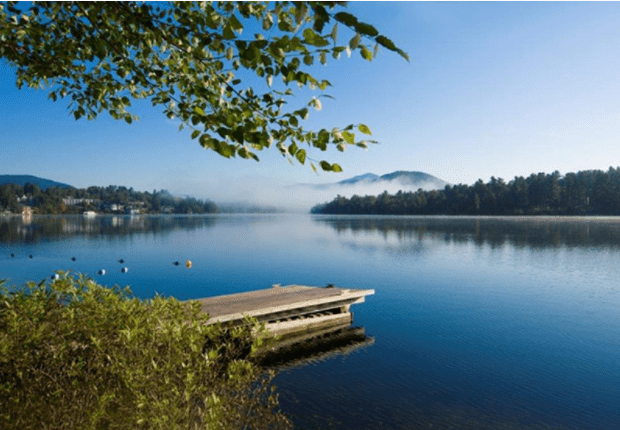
98, 269, 106, 275
121, 267, 129, 273
51, 273, 60, 280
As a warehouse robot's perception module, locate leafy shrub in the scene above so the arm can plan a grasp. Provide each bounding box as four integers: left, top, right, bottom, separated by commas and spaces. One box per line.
0, 273, 291, 430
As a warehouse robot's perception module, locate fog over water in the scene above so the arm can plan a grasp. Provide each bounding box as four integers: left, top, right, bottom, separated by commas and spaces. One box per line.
194, 176, 449, 213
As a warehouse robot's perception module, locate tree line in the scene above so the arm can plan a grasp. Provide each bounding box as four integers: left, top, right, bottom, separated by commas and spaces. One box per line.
311, 167, 620, 216
0, 183, 218, 215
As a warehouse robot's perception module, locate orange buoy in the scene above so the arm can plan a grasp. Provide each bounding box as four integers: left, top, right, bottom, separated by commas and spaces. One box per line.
185, 260, 193, 269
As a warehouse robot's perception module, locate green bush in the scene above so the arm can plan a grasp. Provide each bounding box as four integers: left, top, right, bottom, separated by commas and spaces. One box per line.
0, 273, 291, 430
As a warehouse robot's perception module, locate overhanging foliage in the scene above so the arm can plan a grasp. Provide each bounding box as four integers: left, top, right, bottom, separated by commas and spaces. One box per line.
0, 1, 408, 172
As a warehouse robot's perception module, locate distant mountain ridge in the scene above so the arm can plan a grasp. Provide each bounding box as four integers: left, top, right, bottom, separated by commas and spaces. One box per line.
0, 175, 74, 190
306, 170, 449, 191
339, 171, 448, 187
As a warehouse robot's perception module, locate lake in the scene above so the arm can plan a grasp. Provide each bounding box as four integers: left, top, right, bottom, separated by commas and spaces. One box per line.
1, 214, 619, 429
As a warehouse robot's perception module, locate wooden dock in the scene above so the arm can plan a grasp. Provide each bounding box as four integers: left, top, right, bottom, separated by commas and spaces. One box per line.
195, 285, 374, 338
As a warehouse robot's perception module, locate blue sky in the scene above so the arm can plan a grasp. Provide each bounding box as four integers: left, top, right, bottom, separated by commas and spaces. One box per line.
2, 2, 620, 205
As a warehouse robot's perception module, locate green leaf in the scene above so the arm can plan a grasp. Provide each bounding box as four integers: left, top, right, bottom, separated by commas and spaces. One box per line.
376, 35, 409, 61
223, 24, 235, 40
303, 28, 329, 47
194, 106, 205, 116
191, 130, 200, 140
360, 45, 372, 61
355, 22, 379, 37
319, 161, 332, 171
330, 23, 338, 44
199, 134, 212, 148
331, 163, 343, 173
334, 12, 359, 27
215, 141, 236, 158
317, 129, 330, 149
228, 14, 243, 31
297, 107, 309, 120
232, 128, 244, 143
342, 131, 355, 144
358, 124, 372, 135
295, 149, 306, 164
312, 4, 329, 32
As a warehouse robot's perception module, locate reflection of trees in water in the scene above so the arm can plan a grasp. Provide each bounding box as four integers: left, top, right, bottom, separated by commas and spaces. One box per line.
313, 215, 620, 250
0, 215, 218, 244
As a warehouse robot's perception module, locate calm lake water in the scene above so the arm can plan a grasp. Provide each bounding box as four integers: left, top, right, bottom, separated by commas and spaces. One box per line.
1, 214, 619, 429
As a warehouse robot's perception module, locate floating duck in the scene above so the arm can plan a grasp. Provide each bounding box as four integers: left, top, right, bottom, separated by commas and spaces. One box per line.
173, 261, 180, 266
118, 259, 125, 264
10, 253, 14, 258
185, 260, 193, 269
71, 257, 76, 261
121, 267, 129, 273
97, 269, 106, 275
29, 255, 33, 259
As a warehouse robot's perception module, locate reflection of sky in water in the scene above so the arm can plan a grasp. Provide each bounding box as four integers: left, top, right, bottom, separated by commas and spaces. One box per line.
1, 214, 620, 429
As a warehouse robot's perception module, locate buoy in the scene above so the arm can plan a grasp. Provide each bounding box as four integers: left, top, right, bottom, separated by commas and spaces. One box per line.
185, 260, 193, 269
98, 269, 106, 275
121, 267, 129, 273
51, 273, 60, 280
118, 259, 124, 264
173, 261, 180, 266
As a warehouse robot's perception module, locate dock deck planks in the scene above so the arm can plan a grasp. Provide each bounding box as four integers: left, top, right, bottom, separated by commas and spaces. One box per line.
195, 285, 374, 324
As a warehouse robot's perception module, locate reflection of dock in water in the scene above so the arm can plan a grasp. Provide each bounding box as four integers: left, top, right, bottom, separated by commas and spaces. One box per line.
256, 324, 375, 369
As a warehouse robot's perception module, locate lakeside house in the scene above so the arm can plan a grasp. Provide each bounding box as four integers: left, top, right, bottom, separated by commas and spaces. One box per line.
63, 197, 98, 206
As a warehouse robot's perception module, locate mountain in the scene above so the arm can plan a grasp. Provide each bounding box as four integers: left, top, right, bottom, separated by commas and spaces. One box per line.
0, 175, 74, 190
305, 170, 449, 192
339, 171, 448, 188
337, 173, 380, 185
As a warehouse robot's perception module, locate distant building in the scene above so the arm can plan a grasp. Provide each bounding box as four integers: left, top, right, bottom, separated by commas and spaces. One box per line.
103, 203, 124, 212
63, 197, 98, 206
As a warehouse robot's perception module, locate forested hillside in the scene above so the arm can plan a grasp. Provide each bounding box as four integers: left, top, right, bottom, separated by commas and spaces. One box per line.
311, 168, 620, 216
0, 183, 217, 215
